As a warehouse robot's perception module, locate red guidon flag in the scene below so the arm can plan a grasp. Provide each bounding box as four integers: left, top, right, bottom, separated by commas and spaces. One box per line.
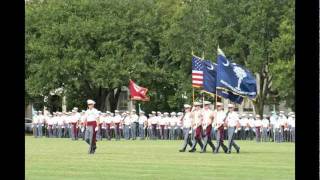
129, 79, 150, 101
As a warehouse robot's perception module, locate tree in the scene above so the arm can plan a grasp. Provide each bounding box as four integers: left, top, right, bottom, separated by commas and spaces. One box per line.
26, 0, 295, 115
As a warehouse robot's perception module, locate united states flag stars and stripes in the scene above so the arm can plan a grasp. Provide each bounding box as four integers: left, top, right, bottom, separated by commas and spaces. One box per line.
192, 56, 204, 88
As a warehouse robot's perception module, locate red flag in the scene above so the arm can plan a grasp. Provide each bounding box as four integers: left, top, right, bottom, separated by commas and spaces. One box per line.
129, 80, 150, 101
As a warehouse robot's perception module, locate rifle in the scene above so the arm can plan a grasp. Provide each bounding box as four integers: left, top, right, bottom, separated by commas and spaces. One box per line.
215, 110, 230, 129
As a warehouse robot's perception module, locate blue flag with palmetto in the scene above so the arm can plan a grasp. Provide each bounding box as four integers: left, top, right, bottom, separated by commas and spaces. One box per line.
202, 59, 243, 104
216, 48, 257, 100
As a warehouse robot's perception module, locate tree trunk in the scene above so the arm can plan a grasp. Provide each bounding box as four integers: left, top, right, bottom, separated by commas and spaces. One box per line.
109, 87, 122, 112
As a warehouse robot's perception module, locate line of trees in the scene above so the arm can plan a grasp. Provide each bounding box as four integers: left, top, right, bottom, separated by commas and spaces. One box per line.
26, 0, 294, 115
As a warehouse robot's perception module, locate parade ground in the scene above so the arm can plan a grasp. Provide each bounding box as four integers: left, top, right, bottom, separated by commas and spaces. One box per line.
25, 136, 294, 180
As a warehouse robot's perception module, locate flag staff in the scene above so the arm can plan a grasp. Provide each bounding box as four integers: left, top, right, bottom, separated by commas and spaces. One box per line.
192, 88, 195, 104
192, 48, 195, 104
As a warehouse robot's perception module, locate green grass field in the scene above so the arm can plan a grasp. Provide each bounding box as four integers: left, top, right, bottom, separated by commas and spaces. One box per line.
25, 135, 294, 180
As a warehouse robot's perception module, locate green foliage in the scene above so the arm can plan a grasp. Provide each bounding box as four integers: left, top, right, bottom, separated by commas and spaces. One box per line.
26, 0, 294, 113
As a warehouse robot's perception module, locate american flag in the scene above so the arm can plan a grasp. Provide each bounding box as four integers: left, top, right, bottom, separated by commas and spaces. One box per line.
192, 56, 204, 88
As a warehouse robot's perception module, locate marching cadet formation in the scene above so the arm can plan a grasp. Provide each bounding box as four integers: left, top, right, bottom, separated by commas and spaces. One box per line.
31, 99, 295, 153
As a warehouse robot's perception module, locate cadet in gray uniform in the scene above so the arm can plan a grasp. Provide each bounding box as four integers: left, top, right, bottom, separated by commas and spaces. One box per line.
123, 112, 130, 139
113, 110, 122, 141
37, 111, 43, 137
200, 101, 216, 153
261, 115, 269, 142
289, 114, 295, 142
32, 111, 38, 137
138, 111, 147, 140
84, 99, 100, 154
226, 104, 240, 153
269, 111, 277, 142
213, 102, 228, 153
130, 109, 138, 140
179, 104, 193, 152
189, 102, 204, 152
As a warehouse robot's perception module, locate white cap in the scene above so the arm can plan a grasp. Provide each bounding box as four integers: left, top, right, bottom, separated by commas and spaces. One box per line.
170, 112, 176, 116
249, 114, 253, 117
151, 111, 156, 114
203, 101, 211, 105
106, 111, 111, 114
115, 110, 119, 113
193, 102, 202, 106
279, 111, 284, 114
73, 107, 78, 110
263, 114, 267, 117
163, 112, 169, 115
139, 111, 145, 114
184, 104, 191, 108
216, 102, 223, 106
228, 104, 234, 108
87, 99, 95, 105
177, 112, 183, 116
81, 110, 85, 113
292, 114, 295, 117
256, 114, 260, 118
131, 109, 136, 112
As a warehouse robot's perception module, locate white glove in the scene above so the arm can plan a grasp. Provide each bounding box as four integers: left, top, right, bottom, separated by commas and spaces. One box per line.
95, 127, 99, 131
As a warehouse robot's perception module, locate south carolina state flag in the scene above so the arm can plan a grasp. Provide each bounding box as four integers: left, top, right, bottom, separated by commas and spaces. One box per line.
129, 80, 150, 101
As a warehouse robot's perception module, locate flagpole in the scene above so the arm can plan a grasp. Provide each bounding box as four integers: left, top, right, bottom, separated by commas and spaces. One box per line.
192, 87, 195, 104
215, 90, 218, 110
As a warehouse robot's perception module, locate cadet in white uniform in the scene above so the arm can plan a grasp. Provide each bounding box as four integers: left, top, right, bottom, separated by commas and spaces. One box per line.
278, 111, 287, 142
32, 111, 38, 138
261, 114, 269, 142
169, 112, 177, 140
274, 113, 281, 143
179, 104, 193, 152
52, 112, 58, 138
248, 114, 255, 140
46, 114, 53, 138
269, 111, 278, 142
130, 109, 139, 140
189, 102, 204, 152
151, 112, 158, 140
200, 101, 216, 153
96, 111, 103, 141
254, 115, 262, 142
105, 111, 112, 140
100, 113, 107, 139
57, 113, 64, 138
123, 112, 130, 140
138, 111, 147, 140
160, 112, 168, 139
37, 111, 44, 137
283, 113, 290, 142
70, 109, 80, 140
79, 110, 86, 140
156, 112, 162, 139
213, 102, 228, 154
147, 113, 154, 139
84, 99, 100, 154
226, 104, 240, 153
113, 110, 122, 141
239, 114, 247, 140
288, 114, 295, 142
176, 112, 183, 140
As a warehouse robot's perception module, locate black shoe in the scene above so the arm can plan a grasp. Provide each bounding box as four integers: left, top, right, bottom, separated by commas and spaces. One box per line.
237, 148, 240, 153
179, 149, 185, 152
189, 149, 196, 152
